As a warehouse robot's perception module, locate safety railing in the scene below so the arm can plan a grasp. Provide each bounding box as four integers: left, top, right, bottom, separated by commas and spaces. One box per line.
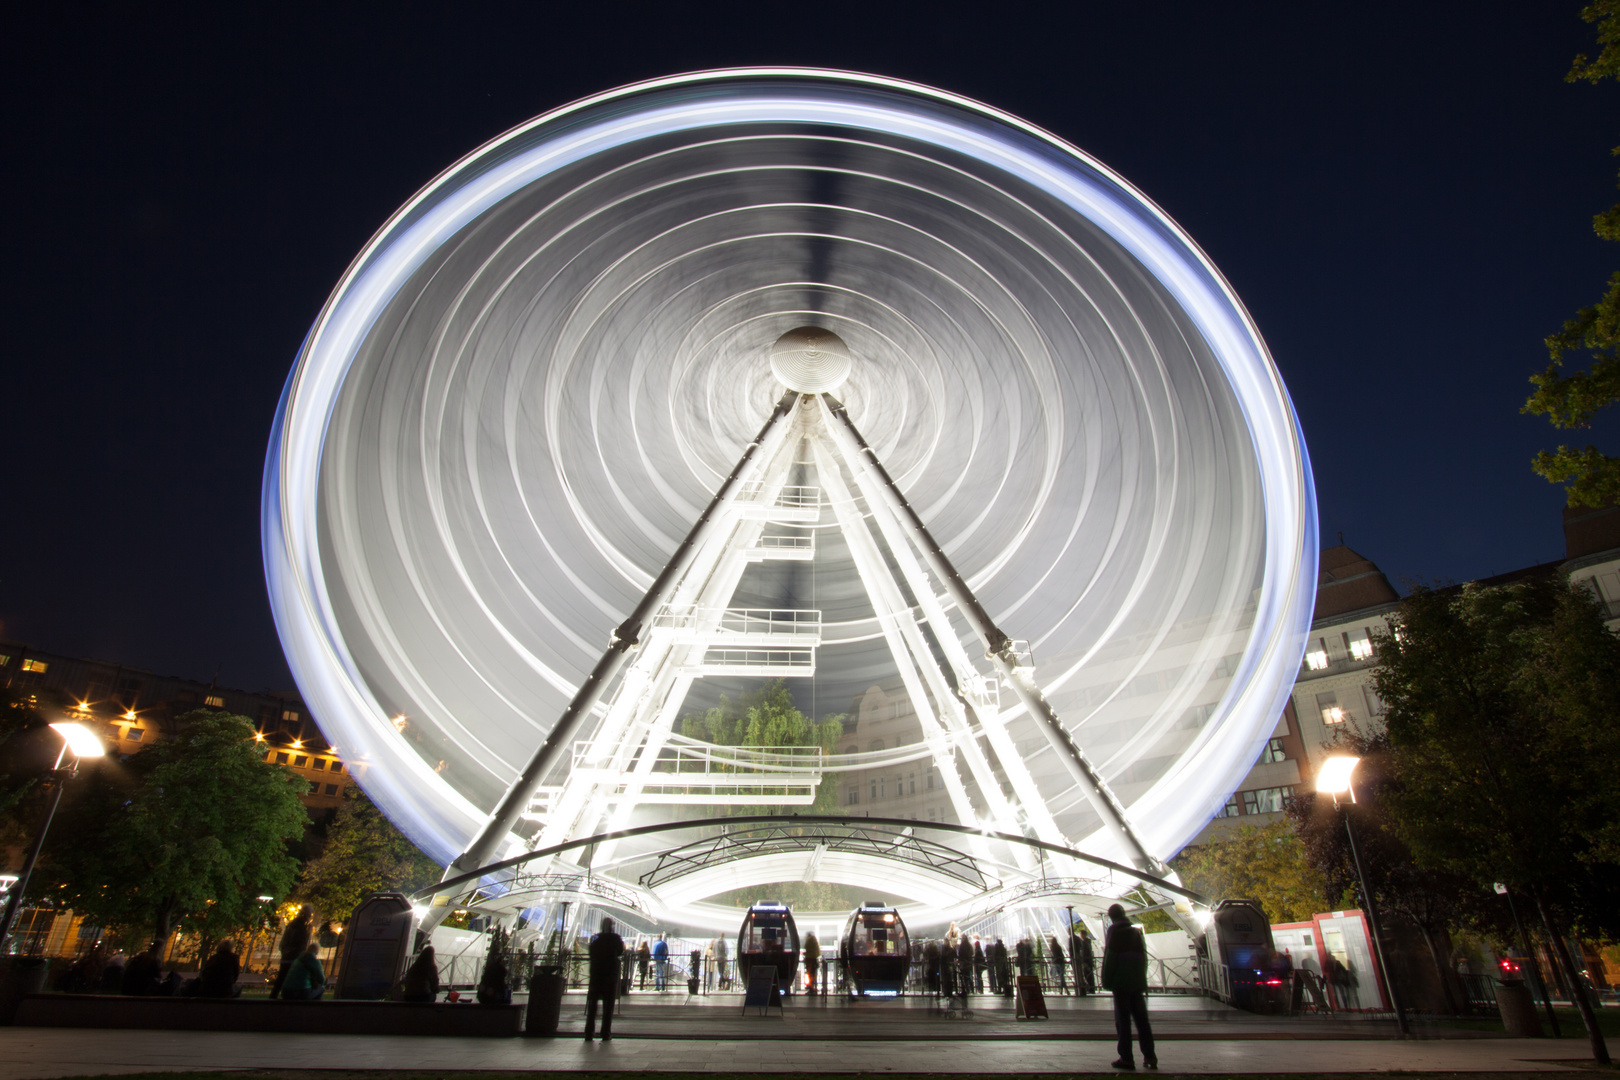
652, 606, 822, 639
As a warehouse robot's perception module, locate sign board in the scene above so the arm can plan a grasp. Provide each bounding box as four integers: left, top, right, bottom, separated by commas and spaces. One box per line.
334, 892, 416, 1000
1015, 974, 1048, 1019
742, 964, 781, 1015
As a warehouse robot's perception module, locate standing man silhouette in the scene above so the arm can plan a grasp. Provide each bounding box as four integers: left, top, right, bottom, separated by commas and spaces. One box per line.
1101, 904, 1156, 1070
585, 917, 625, 1042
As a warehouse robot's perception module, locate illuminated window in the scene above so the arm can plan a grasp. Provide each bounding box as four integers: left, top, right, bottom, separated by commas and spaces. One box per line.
1304, 647, 1328, 671
1258, 738, 1286, 764
0, 655, 9, 666
281, 709, 299, 723
265, 751, 277, 763
1348, 635, 1374, 662
205, 695, 224, 708
324, 784, 339, 796
21, 659, 48, 674
1216, 795, 1240, 818
1316, 691, 1345, 725
126, 728, 144, 741
1242, 786, 1291, 815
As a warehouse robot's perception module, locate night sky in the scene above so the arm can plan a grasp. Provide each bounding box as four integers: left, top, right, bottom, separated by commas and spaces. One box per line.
4, 2, 1616, 694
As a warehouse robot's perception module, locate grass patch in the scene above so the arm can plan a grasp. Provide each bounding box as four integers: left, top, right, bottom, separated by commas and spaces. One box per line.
1430, 1006, 1620, 1039
37, 1073, 1616, 1080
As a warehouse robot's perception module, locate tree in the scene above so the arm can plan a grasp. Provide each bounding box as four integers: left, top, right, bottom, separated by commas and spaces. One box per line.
44, 710, 310, 947
295, 784, 440, 922
1372, 577, 1620, 1061
1170, 819, 1339, 924
0, 689, 51, 820
1524, 1, 1620, 506
679, 680, 844, 815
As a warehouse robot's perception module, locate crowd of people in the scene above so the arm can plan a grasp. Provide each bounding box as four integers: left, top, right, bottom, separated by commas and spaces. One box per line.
902, 921, 1098, 1000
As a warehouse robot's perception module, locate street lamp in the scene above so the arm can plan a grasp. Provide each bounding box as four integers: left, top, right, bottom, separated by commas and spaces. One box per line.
0, 722, 105, 952
1316, 755, 1408, 1035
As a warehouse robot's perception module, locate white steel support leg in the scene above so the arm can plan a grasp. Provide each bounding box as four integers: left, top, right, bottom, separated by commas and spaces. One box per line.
420, 391, 806, 932
540, 422, 810, 861
819, 393, 1167, 882
831, 407, 1073, 866
811, 438, 996, 862
811, 430, 1033, 868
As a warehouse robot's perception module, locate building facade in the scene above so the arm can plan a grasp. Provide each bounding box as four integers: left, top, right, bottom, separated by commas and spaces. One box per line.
0, 644, 356, 812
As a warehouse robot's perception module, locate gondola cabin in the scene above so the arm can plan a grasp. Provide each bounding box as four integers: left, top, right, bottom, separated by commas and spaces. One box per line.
841, 902, 909, 997
737, 902, 799, 994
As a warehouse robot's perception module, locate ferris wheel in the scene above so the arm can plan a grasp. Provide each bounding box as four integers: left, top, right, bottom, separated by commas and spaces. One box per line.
263, 69, 1316, 931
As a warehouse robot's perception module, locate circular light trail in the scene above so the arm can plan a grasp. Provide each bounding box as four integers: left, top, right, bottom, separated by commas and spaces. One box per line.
263, 68, 1317, 876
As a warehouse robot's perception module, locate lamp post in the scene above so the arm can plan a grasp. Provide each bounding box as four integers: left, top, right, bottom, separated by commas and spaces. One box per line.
1316, 755, 1408, 1036
0, 722, 106, 953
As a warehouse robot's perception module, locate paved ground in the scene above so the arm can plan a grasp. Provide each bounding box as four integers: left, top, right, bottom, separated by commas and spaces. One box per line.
0, 1026, 1597, 1078
0, 995, 1601, 1079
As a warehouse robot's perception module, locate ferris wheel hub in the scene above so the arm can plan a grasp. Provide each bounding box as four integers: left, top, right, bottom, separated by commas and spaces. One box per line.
769, 326, 852, 393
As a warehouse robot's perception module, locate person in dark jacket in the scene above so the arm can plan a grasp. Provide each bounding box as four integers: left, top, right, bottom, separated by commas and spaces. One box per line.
1078, 924, 1097, 995
955, 937, 974, 999
402, 945, 439, 1002
270, 909, 312, 999
923, 939, 941, 994
993, 937, 1012, 997
585, 917, 625, 1041
652, 934, 669, 991
973, 938, 987, 994
1049, 935, 1068, 993
119, 944, 162, 996
1100, 903, 1156, 1070
637, 939, 651, 989
196, 941, 241, 998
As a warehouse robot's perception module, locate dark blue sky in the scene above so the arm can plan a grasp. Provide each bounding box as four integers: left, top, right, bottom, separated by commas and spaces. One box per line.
3, 2, 1616, 692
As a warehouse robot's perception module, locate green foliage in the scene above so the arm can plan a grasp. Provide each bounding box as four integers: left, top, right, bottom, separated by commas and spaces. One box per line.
295, 784, 440, 922
679, 680, 844, 814
1525, 2, 1620, 506
0, 688, 51, 821
45, 710, 310, 947
1370, 577, 1620, 937
1171, 819, 1340, 924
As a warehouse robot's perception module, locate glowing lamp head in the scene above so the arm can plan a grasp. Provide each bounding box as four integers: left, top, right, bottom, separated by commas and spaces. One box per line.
769, 326, 851, 394
49, 722, 106, 759
1315, 755, 1361, 804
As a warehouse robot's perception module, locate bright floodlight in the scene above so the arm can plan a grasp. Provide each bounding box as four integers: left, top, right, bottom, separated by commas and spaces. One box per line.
1315, 755, 1361, 799
49, 722, 105, 759
262, 68, 1317, 873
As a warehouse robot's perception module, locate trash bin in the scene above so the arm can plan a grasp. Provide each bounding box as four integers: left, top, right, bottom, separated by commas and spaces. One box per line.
0, 957, 49, 1025
525, 965, 567, 1036
1493, 979, 1542, 1037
